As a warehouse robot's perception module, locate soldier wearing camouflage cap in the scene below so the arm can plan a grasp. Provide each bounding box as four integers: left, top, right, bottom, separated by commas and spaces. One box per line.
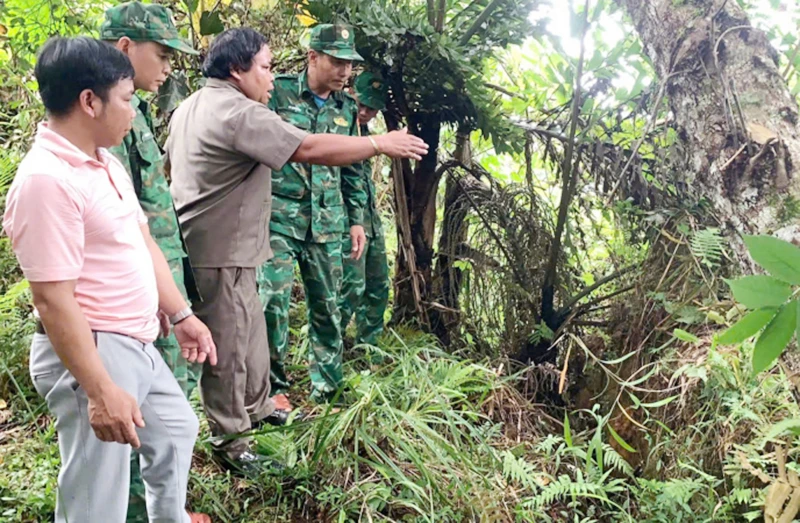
100, 3, 208, 522
338, 71, 390, 351
257, 23, 368, 411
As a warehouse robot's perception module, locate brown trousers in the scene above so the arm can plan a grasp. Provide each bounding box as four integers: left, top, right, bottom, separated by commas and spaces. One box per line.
193, 267, 275, 458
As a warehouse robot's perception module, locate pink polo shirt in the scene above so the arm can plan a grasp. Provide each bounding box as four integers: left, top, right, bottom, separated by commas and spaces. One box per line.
3, 123, 159, 343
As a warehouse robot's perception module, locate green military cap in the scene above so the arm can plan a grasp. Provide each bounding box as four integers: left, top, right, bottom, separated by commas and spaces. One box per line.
309, 23, 363, 61
354, 71, 387, 111
100, 1, 198, 55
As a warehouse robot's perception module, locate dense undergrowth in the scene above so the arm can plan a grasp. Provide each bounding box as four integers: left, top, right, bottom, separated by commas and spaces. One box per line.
3, 283, 800, 522
1, 145, 799, 522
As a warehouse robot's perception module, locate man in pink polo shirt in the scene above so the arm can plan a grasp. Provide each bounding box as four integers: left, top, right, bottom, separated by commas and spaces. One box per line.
3, 37, 217, 523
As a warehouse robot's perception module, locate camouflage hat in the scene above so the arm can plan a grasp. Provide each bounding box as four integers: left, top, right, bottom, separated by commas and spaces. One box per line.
309, 24, 363, 61
354, 71, 387, 111
100, 2, 198, 55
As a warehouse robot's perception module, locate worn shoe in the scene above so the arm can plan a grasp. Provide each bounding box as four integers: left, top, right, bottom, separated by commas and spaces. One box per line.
256, 408, 305, 427
214, 450, 284, 477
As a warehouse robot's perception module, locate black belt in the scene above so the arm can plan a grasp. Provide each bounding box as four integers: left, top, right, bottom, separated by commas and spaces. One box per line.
35, 320, 46, 335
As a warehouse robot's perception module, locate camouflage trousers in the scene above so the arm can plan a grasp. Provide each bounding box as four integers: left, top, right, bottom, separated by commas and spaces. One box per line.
127, 257, 201, 523
257, 231, 344, 401
339, 232, 390, 346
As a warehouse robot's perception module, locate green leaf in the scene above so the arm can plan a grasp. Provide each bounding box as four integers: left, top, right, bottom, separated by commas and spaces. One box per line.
673, 329, 700, 343
797, 298, 800, 351
725, 275, 792, 309
640, 394, 679, 408
569, 6, 587, 38
744, 235, 800, 285
564, 413, 572, 447
607, 425, 636, 453
718, 308, 778, 345
627, 392, 641, 409
199, 10, 224, 36
155, 72, 190, 116
183, 0, 199, 13
765, 418, 800, 440
753, 300, 797, 374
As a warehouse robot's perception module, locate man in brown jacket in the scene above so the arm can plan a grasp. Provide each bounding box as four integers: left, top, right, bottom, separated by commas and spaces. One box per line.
167, 27, 427, 475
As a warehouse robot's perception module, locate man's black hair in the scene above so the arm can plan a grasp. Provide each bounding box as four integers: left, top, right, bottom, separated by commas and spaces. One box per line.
34, 36, 134, 117
202, 28, 268, 79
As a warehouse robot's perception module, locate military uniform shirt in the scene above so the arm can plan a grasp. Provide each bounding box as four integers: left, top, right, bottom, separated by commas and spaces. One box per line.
359, 124, 383, 239
268, 70, 367, 244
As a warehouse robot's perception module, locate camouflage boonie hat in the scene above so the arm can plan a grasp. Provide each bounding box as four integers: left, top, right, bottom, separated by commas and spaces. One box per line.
309, 24, 363, 61
100, 2, 198, 55
354, 71, 387, 111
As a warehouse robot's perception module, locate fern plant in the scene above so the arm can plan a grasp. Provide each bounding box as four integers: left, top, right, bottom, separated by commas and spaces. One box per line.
0, 150, 19, 193
690, 227, 725, 268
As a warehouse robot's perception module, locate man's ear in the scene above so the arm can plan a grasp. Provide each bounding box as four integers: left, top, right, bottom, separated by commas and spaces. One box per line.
77, 89, 101, 119
308, 49, 318, 67
116, 36, 134, 55
230, 67, 242, 82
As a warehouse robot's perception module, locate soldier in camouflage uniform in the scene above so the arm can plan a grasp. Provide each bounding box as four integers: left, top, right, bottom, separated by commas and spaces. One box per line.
339, 72, 391, 348
101, 3, 208, 522
258, 24, 368, 407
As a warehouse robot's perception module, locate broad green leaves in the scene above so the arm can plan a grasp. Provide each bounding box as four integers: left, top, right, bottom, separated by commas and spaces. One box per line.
717, 309, 777, 345
198, 10, 224, 35
752, 301, 797, 373
719, 235, 800, 373
725, 275, 792, 309
743, 235, 800, 285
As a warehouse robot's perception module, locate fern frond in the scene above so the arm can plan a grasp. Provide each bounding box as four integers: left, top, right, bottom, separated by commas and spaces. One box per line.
0, 150, 20, 192
522, 473, 620, 510
690, 227, 725, 268
0, 279, 30, 321
500, 450, 540, 491
602, 444, 633, 476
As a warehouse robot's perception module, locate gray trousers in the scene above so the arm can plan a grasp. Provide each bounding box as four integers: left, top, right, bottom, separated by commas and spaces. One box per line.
193, 267, 275, 459
30, 331, 198, 523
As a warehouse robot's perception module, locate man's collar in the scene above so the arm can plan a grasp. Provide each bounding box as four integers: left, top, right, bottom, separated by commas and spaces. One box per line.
130, 92, 148, 113
299, 69, 343, 108
34, 122, 112, 169
206, 77, 246, 96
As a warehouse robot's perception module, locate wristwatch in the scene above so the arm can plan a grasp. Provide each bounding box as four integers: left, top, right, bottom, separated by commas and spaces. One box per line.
168, 306, 195, 326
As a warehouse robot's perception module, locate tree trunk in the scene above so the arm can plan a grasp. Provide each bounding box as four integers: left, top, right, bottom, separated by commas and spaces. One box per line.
618, 0, 800, 257
432, 132, 472, 341
390, 115, 442, 325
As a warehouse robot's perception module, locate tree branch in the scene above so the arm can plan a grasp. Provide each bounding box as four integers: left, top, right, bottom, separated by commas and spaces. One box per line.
574, 285, 636, 315
573, 320, 609, 328
459, 0, 505, 46
540, 0, 590, 325
556, 264, 637, 317
515, 122, 568, 142
484, 82, 525, 99
450, 0, 483, 25
427, 0, 436, 27
436, 0, 446, 32
782, 38, 800, 79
